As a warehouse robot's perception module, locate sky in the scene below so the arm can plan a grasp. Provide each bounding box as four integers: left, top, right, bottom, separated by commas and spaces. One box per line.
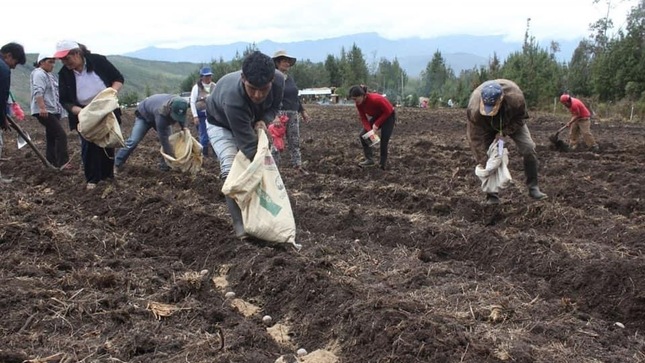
1, 0, 637, 56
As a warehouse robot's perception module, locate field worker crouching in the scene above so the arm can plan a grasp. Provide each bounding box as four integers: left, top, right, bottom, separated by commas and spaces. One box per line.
466, 79, 547, 205
559, 94, 599, 153
205, 51, 285, 240
115, 94, 188, 172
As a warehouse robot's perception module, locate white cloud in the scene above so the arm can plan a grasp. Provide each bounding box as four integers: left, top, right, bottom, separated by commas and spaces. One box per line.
1, 0, 636, 55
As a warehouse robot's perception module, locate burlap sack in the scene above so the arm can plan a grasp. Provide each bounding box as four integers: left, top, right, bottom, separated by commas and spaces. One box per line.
222, 129, 298, 247
475, 139, 512, 194
77, 88, 125, 148
160, 129, 203, 174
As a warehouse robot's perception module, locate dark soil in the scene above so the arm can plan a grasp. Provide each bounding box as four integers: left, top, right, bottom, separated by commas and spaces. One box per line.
1, 105, 644, 363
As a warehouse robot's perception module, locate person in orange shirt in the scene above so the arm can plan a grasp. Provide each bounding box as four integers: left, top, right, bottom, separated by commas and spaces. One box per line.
559, 94, 599, 152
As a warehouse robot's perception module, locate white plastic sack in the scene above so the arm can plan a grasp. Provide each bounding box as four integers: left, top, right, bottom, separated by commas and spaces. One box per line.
160, 129, 203, 174
222, 129, 298, 247
475, 139, 512, 193
77, 88, 125, 148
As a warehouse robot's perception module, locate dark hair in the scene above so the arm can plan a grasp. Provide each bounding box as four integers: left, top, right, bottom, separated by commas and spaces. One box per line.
348, 85, 368, 98
75, 43, 90, 56
1, 42, 26, 65
242, 51, 275, 87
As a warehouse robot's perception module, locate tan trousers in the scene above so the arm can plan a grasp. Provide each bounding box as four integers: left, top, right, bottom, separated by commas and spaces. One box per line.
569, 118, 597, 148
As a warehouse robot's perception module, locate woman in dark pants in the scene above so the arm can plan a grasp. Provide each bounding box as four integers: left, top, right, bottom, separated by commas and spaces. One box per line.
348, 85, 396, 170
55, 40, 124, 190
30, 52, 70, 168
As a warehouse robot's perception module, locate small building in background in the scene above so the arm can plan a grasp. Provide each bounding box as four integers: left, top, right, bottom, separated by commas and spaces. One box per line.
299, 87, 339, 104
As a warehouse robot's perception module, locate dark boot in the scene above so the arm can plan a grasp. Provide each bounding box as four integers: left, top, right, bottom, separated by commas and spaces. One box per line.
524, 158, 547, 200
486, 193, 500, 205
359, 140, 375, 167
225, 196, 247, 239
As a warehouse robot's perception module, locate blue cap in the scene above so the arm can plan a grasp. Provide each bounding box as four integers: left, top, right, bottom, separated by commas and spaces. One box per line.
200, 67, 212, 76
479, 81, 503, 116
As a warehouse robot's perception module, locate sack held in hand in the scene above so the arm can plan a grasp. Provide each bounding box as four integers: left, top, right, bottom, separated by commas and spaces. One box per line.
78, 88, 125, 148
222, 129, 299, 248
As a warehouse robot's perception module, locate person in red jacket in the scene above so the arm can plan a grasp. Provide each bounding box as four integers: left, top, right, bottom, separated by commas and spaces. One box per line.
559, 94, 599, 152
348, 85, 396, 170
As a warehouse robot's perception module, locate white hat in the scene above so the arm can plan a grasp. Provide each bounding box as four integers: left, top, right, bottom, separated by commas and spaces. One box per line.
37, 51, 56, 64
54, 40, 80, 58
272, 50, 296, 66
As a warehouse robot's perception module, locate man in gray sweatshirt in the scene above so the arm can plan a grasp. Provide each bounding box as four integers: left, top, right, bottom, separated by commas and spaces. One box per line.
205, 51, 285, 239
115, 94, 188, 172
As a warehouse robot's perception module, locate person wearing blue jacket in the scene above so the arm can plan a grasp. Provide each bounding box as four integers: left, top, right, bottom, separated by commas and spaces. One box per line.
114, 94, 188, 172
0, 42, 26, 182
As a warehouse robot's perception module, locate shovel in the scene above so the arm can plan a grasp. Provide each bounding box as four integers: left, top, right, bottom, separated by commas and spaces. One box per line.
6, 116, 59, 170
549, 124, 570, 152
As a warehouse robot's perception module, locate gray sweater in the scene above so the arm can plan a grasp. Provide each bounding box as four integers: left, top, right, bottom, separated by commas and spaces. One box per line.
30, 68, 62, 115
205, 70, 284, 160
136, 93, 182, 156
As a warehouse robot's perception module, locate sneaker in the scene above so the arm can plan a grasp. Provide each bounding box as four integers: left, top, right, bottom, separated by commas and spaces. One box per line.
591, 145, 600, 153
114, 164, 124, 174
0, 175, 12, 184
86, 183, 97, 190
358, 159, 376, 167
294, 166, 310, 176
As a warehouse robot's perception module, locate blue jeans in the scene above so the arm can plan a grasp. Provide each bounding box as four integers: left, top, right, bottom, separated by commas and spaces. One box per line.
206, 123, 238, 179
196, 110, 211, 156
115, 116, 172, 169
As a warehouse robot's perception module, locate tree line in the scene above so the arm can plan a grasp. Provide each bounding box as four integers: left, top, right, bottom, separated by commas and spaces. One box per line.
180, 0, 644, 120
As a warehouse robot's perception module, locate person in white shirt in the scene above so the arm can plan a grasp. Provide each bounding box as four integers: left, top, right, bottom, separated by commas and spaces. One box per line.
190, 67, 215, 157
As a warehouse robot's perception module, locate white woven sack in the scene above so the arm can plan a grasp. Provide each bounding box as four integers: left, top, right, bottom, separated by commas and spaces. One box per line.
222, 129, 298, 247
475, 139, 512, 193
160, 130, 203, 174
77, 88, 125, 148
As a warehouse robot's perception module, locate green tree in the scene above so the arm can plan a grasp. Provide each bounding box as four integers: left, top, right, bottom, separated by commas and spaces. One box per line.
567, 39, 594, 96
343, 43, 369, 88
119, 90, 139, 106
420, 50, 454, 106
500, 18, 562, 108
290, 60, 330, 89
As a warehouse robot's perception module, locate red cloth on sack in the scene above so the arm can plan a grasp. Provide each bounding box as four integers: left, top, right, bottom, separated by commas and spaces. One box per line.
268, 114, 289, 151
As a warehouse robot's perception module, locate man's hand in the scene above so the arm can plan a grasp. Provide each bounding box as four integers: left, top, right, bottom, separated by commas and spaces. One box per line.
255, 120, 267, 133
193, 116, 199, 126
301, 111, 311, 123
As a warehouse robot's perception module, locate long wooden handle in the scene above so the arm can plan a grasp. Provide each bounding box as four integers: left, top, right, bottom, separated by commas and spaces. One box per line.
6, 116, 59, 170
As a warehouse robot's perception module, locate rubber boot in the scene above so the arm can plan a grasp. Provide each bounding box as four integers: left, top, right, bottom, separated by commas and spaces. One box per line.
524, 159, 548, 200
486, 193, 500, 205
359, 141, 375, 167
225, 196, 247, 239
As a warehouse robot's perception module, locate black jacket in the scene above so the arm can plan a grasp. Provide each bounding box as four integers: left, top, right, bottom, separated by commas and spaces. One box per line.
58, 53, 124, 131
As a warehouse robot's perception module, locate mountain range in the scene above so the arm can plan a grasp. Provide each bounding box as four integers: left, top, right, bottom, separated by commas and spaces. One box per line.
124, 32, 583, 76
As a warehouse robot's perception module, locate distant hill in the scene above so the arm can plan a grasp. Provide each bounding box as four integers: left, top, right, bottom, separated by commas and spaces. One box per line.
9, 55, 199, 107
9, 33, 581, 108
124, 32, 581, 76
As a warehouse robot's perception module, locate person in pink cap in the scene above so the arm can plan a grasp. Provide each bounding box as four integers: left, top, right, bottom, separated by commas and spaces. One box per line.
55, 40, 124, 190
